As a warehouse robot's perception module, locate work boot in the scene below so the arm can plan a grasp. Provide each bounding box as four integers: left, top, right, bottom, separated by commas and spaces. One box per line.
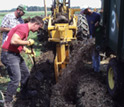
4, 101, 13, 107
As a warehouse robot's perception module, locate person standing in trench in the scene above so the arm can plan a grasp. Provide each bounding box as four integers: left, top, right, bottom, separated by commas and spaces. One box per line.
81, 7, 101, 72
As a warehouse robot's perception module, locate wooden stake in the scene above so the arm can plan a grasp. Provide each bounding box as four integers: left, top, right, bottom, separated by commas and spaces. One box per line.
43, 0, 47, 17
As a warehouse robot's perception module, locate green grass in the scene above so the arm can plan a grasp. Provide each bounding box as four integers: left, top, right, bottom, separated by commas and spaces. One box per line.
22, 11, 45, 19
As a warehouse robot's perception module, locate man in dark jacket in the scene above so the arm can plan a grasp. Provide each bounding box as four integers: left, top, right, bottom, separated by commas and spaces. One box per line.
81, 7, 101, 72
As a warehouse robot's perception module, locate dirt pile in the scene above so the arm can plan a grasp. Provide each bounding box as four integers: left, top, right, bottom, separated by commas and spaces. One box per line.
50, 38, 114, 107
14, 51, 55, 107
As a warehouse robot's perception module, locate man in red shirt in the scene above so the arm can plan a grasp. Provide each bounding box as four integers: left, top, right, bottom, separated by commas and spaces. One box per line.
1, 16, 44, 107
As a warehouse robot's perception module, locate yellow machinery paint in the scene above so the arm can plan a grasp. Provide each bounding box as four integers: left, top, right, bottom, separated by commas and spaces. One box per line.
108, 67, 115, 90
48, 17, 77, 81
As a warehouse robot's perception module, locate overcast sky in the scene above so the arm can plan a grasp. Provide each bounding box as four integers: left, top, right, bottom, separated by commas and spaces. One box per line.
0, 0, 101, 10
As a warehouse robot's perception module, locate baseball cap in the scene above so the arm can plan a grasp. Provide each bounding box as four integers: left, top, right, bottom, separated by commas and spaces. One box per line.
17, 4, 27, 13
80, 5, 91, 14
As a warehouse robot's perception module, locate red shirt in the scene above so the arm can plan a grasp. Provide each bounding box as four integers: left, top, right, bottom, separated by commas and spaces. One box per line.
2, 23, 29, 53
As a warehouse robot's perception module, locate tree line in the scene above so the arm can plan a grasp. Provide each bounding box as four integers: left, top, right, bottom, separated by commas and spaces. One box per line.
0, 6, 51, 12
0, 6, 80, 12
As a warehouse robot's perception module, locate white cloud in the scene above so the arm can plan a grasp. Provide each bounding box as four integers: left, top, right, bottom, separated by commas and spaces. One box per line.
0, 0, 101, 10
71, 0, 101, 8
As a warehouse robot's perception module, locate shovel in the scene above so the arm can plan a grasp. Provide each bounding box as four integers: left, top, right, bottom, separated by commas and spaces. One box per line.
29, 45, 44, 81
30, 45, 36, 68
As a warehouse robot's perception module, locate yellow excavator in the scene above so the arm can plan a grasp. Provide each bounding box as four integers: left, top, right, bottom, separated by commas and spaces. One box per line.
46, 0, 81, 81
41, 0, 89, 81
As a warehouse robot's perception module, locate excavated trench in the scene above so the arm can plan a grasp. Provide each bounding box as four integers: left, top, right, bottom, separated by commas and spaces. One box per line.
50, 39, 114, 107
11, 39, 124, 107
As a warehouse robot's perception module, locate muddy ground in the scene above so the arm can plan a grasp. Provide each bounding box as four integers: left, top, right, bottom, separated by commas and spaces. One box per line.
0, 33, 124, 107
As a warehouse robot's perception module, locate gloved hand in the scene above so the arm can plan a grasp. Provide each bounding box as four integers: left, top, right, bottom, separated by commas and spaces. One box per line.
27, 39, 35, 46
25, 48, 36, 57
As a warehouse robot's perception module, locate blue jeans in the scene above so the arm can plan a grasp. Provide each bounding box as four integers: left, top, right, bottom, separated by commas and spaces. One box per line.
92, 49, 100, 72
1, 50, 30, 102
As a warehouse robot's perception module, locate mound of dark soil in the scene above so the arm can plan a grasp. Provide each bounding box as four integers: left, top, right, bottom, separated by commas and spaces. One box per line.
50, 39, 114, 107
14, 51, 55, 107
